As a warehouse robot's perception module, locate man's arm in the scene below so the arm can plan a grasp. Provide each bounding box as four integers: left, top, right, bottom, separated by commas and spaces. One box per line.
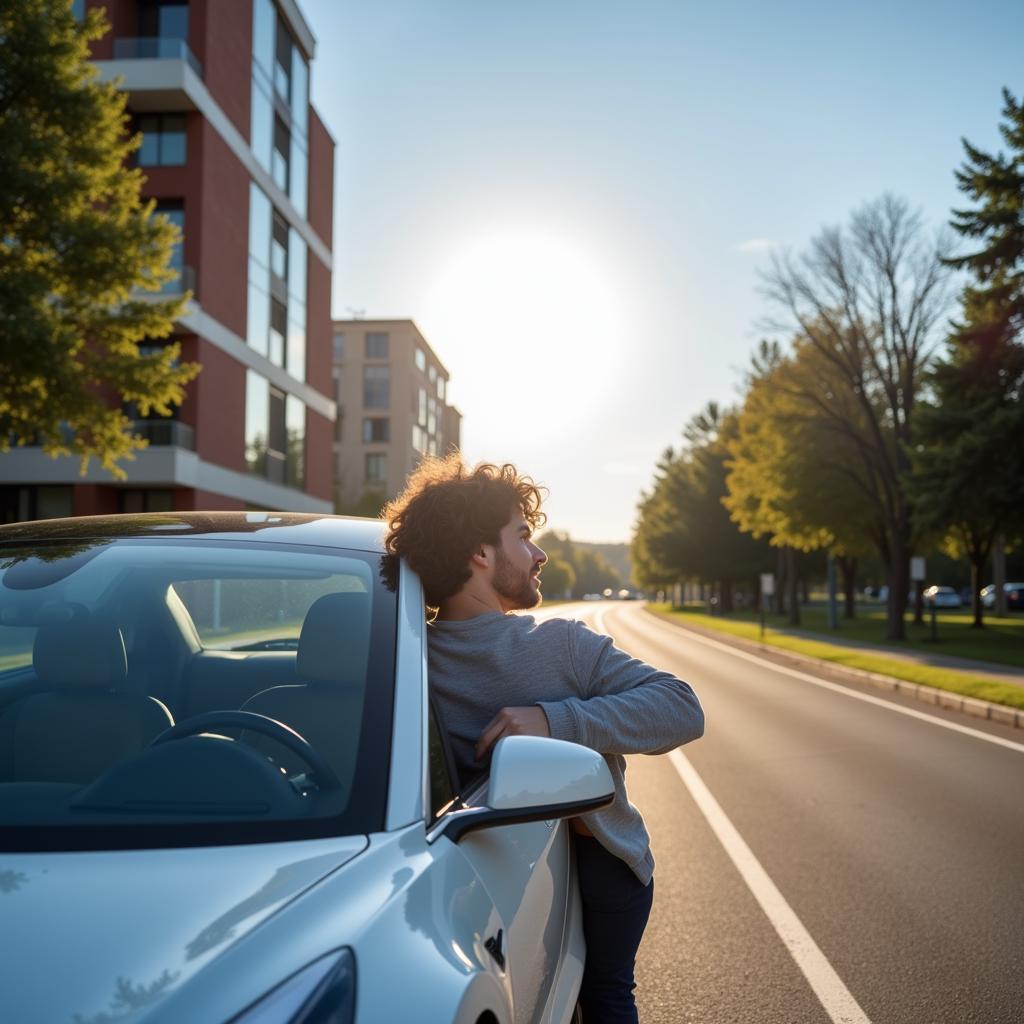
535, 621, 704, 756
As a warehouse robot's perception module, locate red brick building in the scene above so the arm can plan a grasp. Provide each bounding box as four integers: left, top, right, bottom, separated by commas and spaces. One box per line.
0, 0, 335, 520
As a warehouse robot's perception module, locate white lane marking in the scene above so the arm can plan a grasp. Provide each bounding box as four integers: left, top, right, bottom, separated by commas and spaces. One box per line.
606, 605, 1024, 756
667, 747, 873, 1024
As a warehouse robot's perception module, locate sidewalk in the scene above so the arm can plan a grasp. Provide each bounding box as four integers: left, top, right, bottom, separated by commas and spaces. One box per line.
646, 607, 1024, 730
762, 623, 1024, 689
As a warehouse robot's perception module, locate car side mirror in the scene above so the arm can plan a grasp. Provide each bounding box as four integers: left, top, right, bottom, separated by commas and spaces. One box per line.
438, 735, 614, 844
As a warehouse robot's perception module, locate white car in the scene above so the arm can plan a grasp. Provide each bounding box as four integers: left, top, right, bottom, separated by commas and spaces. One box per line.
0, 512, 613, 1024
980, 582, 1024, 610
922, 585, 962, 609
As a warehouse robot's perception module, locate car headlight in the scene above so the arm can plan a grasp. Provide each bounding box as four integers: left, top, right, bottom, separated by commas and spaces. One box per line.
231, 949, 355, 1024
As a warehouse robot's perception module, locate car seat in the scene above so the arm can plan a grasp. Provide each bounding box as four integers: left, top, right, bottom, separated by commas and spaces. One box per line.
0, 620, 174, 783
239, 591, 370, 787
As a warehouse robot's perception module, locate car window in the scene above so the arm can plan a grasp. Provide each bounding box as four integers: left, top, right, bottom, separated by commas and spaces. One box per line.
173, 572, 369, 651
0, 536, 396, 851
428, 705, 457, 818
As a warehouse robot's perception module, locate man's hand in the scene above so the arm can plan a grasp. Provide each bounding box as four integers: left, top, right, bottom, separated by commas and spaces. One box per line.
475, 705, 550, 762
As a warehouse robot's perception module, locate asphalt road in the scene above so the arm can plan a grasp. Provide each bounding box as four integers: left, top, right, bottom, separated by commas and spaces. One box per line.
544, 601, 1024, 1024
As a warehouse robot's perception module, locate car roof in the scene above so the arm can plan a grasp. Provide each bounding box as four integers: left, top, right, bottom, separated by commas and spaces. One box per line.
0, 511, 388, 554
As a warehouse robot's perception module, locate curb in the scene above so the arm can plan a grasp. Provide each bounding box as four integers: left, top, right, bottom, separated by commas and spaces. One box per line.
646, 609, 1024, 731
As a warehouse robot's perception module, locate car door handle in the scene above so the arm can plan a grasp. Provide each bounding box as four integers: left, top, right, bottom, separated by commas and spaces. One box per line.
484, 929, 506, 970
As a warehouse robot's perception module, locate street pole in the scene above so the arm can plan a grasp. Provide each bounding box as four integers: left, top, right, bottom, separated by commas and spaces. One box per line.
759, 573, 774, 642
827, 550, 838, 630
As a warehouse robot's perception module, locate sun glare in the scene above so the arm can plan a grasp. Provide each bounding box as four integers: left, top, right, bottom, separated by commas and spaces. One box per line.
419, 225, 624, 444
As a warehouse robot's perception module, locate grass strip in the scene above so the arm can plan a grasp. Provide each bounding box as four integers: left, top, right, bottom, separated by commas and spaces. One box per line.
648, 605, 1024, 711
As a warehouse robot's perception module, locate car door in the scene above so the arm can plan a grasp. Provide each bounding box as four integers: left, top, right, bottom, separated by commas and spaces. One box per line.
460, 816, 571, 1024
429, 708, 570, 1024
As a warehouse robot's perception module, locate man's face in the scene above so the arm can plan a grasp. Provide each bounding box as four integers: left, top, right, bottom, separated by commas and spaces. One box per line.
492, 508, 547, 612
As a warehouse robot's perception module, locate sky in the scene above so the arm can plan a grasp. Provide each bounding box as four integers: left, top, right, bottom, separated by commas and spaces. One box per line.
301, 0, 1022, 543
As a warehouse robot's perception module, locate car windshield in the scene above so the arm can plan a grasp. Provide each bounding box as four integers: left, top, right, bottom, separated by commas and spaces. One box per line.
0, 535, 396, 851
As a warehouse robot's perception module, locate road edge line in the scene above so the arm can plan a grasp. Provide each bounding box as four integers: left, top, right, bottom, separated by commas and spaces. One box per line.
667, 748, 872, 1024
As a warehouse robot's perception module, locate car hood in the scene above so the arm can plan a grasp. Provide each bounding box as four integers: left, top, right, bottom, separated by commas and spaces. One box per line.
0, 834, 368, 1024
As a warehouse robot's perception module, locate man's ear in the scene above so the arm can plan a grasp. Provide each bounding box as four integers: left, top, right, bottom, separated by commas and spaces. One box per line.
470, 544, 491, 569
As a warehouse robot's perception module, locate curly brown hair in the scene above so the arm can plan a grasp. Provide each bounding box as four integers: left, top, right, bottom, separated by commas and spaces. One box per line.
382, 454, 546, 612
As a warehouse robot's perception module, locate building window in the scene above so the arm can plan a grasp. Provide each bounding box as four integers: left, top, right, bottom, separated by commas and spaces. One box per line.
271, 210, 288, 281
365, 453, 387, 485
286, 395, 305, 489
437, 376, 445, 400
138, 0, 189, 41
427, 397, 437, 436
333, 331, 345, 362
362, 418, 390, 443
272, 115, 290, 194
428, 365, 437, 384
0, 485, 74, 524
274, 12, 292, 101
155, 200, 184, 291
247, 183, 306, 378
120, 489, 174, 514
365, 332, 389, 359
245, 370, 305, 487
418, 387, 427, 428
136, 113, 186, 166
363, 366, 389, 409
411, 425, 426, 454
251, 0, 308, 216
415, 347, 426, 371
269, 297, 287, 366
333, 372, 343, 442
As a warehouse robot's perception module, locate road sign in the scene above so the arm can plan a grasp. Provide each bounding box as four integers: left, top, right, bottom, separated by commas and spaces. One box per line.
760, 573, 775, 596
910, 557, 926, 582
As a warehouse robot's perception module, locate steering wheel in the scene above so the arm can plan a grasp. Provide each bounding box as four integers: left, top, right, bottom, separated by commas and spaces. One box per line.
150, 711, 343, 793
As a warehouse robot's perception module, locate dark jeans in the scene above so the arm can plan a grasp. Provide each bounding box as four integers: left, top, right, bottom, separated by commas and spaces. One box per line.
575, 834, 654, 1024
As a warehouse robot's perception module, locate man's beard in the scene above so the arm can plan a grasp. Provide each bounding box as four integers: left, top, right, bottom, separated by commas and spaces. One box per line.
494, 546, 541, 610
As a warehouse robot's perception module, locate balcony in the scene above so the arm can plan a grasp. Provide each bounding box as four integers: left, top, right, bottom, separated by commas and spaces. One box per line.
95, 39, 203, 113
131, 420, 195, 450
112, 37, 203, 77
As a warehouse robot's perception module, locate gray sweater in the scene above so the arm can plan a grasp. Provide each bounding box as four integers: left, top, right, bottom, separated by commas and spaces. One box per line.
427, 612, 704, 883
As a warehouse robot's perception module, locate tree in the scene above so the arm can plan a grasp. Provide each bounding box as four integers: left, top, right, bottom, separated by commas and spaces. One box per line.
947, 89, 1024, 354
725, 339, 881, 620
632, 403, 773, 607
762, 195, 955, 639
913, 89, 1024, 625
0, 0, 198, 477
538, 531, 620, 599
912, 353, 1024, 627
538, 556, 575, 601
335, 490, 390, 519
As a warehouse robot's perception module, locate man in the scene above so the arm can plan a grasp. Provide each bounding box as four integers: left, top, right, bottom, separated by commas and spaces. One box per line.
383, 455, 704, 1023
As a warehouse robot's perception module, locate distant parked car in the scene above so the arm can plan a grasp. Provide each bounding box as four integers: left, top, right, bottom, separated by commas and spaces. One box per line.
923, 585, 962, 609
980, 583, 1024, 610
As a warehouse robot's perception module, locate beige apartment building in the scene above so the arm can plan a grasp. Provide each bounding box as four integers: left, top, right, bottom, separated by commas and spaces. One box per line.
332, 319, 461, 510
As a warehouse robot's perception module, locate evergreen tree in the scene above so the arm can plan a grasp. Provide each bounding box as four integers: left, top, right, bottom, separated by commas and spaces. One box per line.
913, 89, 1024, 625
946, 88, 1024, 354
912, 343, 1024, 626
0, 0, 198, 476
